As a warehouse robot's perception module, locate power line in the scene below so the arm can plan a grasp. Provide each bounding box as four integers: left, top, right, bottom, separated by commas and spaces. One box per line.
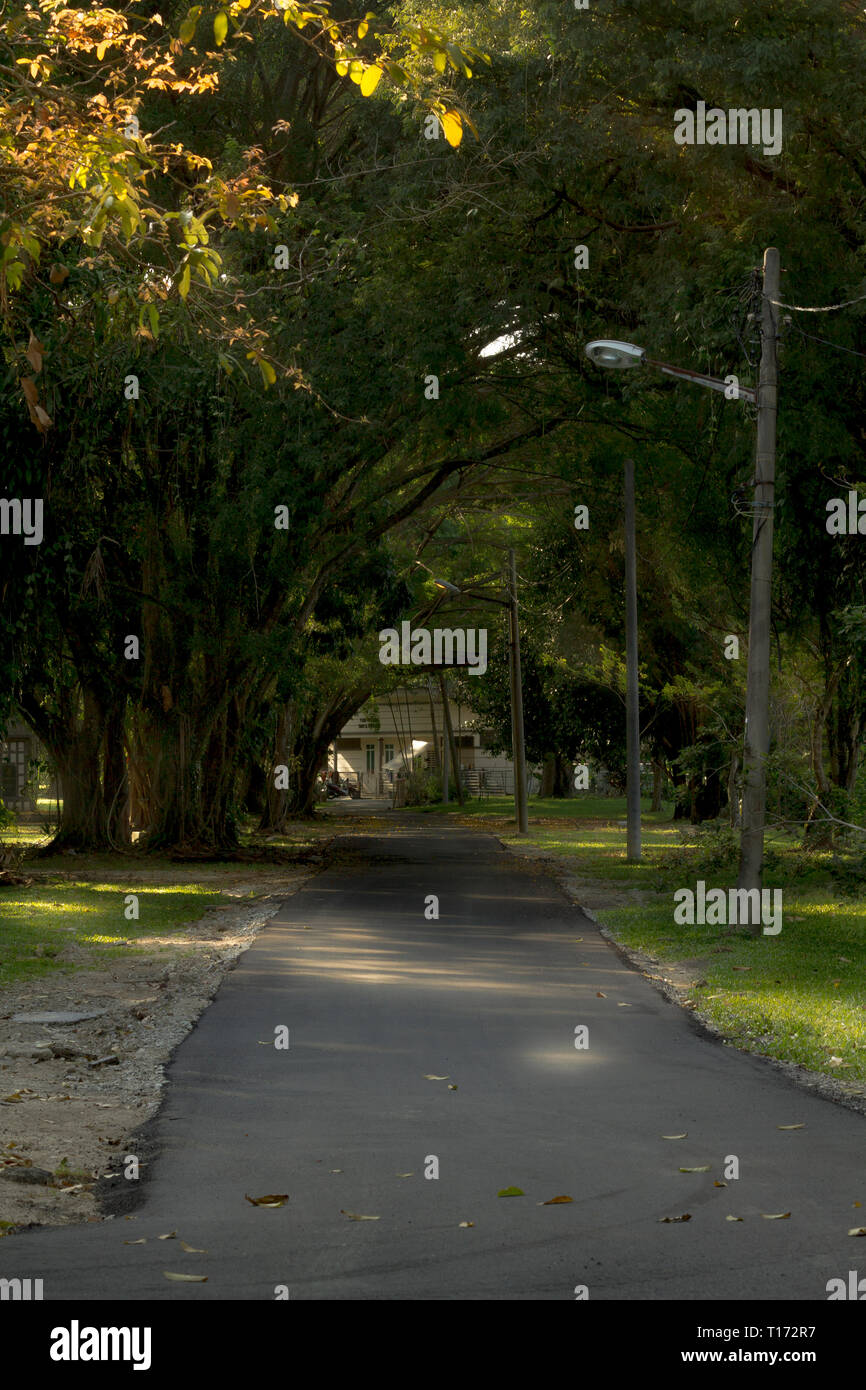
769, 290, 866, 313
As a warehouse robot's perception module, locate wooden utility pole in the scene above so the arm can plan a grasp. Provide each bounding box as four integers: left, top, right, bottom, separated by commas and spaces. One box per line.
737, 248, 780, 932
624, 459, 641, 862
508, 548, 529, 834
437, 673, 465, 807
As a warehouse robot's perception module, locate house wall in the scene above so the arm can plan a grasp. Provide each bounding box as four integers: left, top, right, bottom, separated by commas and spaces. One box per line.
333, 689, 514, 796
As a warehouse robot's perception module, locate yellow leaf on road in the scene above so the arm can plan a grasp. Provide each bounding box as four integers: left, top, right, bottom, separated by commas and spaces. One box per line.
777, 1124, 805, 1130
164, 1272, 207, 1282
245, 1194, 288, 1207
662, 1133, 687, 1140
761, 1212, 791, 1220
341, 1210, 380, 1220
542, 1195, 573, 1205
679, 1166, 711, 1173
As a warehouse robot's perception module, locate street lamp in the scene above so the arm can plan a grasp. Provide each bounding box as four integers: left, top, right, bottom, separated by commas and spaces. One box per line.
432, 550, 529, 834
585, 247, 780, 930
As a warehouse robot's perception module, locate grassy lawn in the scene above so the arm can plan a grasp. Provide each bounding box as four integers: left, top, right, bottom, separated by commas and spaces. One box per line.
427, 794, 866, 1084
0, 879, 228, 987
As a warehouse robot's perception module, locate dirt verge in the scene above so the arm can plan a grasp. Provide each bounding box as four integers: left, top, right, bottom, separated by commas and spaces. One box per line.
0, 871, 313, 1233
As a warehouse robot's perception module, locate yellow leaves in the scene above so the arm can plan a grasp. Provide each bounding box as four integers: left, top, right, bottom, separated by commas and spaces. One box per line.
439, 109, 463, 148
246, 352, 277, 389
761, 1212, 791, 1220
163, 1272, 207, 1282
662, 1134, 688, 1140
497, 1187, 524, 1198
458, 1221, 475, 1228
178, 263, 191, 301
359, 66, 383, 96
726, 1215, 743, 1222
213, 12, 228, 46
848, 1227, 866, 1237
541, 1195, 573, 1205
678, 1166, 711, 1173
777, 1124, 805, 1131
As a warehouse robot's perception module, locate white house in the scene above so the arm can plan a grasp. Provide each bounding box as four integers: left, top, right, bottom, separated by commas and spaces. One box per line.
331, 683, 518, 798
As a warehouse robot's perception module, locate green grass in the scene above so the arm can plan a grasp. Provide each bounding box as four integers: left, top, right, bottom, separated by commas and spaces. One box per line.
0, 879, 227, 987
460, 800, 866, 1083
601, 898, 866, 1081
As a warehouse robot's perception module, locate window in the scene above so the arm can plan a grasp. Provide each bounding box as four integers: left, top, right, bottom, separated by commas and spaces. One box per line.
365, 744, 376, 773
384, 743, 394, 763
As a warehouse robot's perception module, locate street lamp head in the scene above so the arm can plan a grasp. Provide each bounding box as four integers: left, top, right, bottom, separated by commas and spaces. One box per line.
585, 339, 646, 370
432, 578, 462, 595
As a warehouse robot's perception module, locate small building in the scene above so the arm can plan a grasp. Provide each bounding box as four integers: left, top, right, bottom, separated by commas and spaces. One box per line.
1, 717, 45, 812
333, 684, 518, 798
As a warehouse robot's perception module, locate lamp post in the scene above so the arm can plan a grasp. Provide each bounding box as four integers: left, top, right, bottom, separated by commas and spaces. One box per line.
586, 252, 779, 928
433, 551, 529, 835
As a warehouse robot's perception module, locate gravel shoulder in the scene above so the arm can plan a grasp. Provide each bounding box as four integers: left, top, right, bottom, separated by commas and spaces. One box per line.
0, 870, 314, 1233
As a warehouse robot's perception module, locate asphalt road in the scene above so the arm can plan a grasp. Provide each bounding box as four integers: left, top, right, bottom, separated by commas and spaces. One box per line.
3, 825, 865, 1301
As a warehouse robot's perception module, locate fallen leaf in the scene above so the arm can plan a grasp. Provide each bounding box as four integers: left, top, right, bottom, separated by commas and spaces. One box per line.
617, 1002, 632, 1007
596, 991, 606, 998
731, 965, 751, 972
542, 1195, 573, 1205
180, 1240, 208, 1252
330, 1169, 342, 1174
497, 1187, 524, 1197
245, 1194, 288, 1207
662, 1133, 687, 1140
659, 1213, 691, 1223
340, 1210, 380, 1220
679, 1166, 711, 1173
163, 1272, 207, 1282
777, 1124, 805, 1130
157, 1231, 176, 1239
395, 1173, 413, 1178
448, 1084, 458, 1091
854, 1202, 862, 1208
829, 1057, 847, 1066
713, 1181, 727, 1188
726, 1215, 744, 1222
761, 1212, 791, 1220
458, 1221, 475, 1228
123, 1238, 147, 1245
424, 1075, 449, 1081
848, 1227, 866, 1237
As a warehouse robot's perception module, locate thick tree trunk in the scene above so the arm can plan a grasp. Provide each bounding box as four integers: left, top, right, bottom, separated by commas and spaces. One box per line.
540, 752, 571, 797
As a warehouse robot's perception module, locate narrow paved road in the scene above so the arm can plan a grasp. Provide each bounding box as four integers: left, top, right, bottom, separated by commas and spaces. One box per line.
4, 826, 864, 1300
